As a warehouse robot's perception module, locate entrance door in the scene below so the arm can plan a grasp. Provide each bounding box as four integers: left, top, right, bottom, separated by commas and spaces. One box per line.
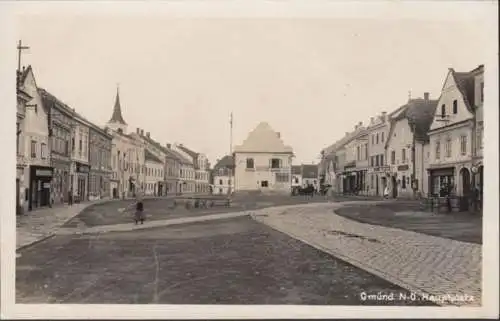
375, 175, 379, 196
460, 168, 471, 211
391, 176, 398, 198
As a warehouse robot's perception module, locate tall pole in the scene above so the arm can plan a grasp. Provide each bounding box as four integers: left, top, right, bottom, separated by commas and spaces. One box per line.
412, 122, 417, 199
229, 112, 233, 195
17, 40, 30, 72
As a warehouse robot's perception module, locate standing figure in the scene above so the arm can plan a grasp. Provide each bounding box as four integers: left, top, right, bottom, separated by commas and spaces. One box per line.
133, 194, 145, 225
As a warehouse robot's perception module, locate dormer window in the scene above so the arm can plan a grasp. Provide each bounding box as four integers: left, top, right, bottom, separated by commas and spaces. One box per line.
246, 158, 254, 169
453, 100, 458, 114
441, 104, 446, 118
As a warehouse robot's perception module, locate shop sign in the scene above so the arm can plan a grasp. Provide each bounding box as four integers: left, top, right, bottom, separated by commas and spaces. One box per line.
397, 164, 409, 171
35, 169, 53, 177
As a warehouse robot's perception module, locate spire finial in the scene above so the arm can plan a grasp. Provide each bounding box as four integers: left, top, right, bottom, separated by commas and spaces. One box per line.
108, 84, 127, 125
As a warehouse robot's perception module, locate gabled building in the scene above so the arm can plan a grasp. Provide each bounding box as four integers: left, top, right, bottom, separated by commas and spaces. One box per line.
427, 65, 484, 204
19, 66, 53, 211
169, 144, 196, 194
385, 93, 438, 198
16, 68, 32, 214
211, 155, 234, 195
177, 144, 210, 194
233, 122, 294, 193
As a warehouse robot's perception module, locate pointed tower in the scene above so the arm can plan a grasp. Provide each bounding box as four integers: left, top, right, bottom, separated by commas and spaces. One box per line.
107, 85, 128, 133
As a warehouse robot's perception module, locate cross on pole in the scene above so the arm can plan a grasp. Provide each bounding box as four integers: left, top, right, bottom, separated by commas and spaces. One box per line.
17, 40, 30, 72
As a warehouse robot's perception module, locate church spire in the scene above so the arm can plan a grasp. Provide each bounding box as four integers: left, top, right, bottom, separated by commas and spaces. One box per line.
109, 84, 127, 125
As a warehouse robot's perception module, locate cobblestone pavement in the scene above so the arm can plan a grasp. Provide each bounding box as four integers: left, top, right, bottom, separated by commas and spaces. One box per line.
334, 203, 482, 244
252, 203, 482, 307
16, 216, 435, 305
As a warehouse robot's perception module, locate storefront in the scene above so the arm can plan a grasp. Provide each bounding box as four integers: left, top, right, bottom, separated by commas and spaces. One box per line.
368, 165, 390, 196
75, 162, 90, 202
52, 159, 71, 205
428, 167, 455, 197
29, 165, 53, 211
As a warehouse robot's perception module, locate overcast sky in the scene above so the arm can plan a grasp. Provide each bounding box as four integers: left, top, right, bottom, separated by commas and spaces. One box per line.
17, 14, 491, 165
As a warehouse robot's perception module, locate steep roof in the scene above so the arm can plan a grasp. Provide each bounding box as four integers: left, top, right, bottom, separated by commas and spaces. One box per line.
177, 145, 199, 159
145, 149, 163, 164
451, 69, 475, 112
140, 134, 188, 164
291, 165, 302, 175
386, 97, 438, 146
301, 164, 318, 179
234, 122, 293, 154
213, 155, 234, 170
108, 87, 127, 125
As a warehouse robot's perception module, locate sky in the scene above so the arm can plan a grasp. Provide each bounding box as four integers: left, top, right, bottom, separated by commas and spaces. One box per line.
17, 14, 492, 165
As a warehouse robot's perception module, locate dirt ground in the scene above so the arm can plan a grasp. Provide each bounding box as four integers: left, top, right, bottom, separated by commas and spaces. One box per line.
334, 203, 482, 244
17, 217, 435, 305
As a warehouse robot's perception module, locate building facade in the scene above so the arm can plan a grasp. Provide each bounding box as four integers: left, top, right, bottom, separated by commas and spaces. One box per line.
134, 129, 168, 196
177, 144, 210, 194
20, 66, 53, 211
170, 144, 196, 194
164, 143, 182, 195
106, 87, 145, 198
144, 150, 164, 196
211, 155, 234, 195
71, 117, 90, 202
38, 88, 74, 206
366, 112, 390, 197
339, 123, 367, 194
16, 69, 32, 214
88, 124, 112, 200
385, 94, 438, 198
233, 122, 294, 193
427, 66, 483, 207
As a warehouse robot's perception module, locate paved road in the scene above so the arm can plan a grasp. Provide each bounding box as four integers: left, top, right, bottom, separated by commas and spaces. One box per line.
16, 216, 435, 305
334, 202, 482, 244
253, 203, 482, 307
63, 195, 332, 228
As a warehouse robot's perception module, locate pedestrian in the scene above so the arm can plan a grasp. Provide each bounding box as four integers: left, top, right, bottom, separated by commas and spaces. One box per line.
68, 189, 73, 206
130, 193, 145, 225
383, 185, 390, 199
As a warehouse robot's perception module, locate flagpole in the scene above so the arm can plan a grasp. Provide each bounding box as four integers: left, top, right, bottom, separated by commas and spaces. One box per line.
229, 112, 233, 195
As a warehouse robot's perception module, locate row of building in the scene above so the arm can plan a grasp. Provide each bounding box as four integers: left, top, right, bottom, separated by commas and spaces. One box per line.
318, 65, 484, 204
16, 64, 210, 214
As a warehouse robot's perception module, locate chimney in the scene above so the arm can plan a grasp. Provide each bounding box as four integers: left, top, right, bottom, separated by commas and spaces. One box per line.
166, 143, 171, 149
277, 132, 281, 138
146, 132, 150, 138
381, 111, 387, 121
424, 92, 429, 101
358, 121, 363, 127
140, 129, 144, 136
370, 117, 374, 124
136, 128, 140, 134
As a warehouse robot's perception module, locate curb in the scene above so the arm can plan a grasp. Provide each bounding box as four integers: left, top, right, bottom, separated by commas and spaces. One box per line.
16, 233, 56, 253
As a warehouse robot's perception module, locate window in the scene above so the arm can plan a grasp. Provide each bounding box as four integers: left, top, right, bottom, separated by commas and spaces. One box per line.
370, 156, 374, 167
30, 140, 36, 158
79, 138, 82, 155
219, 179, 223, 185
460, 135, 467, 155
372, 135, 375, 145
391, 151, 395, 165
370, 174, 374, 187
477, 128, 483, 150
270, 158, 280, 169
380, 154, 384, 166
16, 123, 20, 155
276, 173, 289, 182
376, 134, 379, 144
381, 132, 384, 143
441, 104, 446, 118
402, 175, 406, 189
41, 143, 47, 159
435, 141, 441, 159
445, 136, 452, 157
261, 180, 269, 187
375, 155, 379, 166
246, 158, 254, 169
365, 144, 368, 160
72, 137, 75, 152
480, 82, 484, 102
402, 149, 406, 163
453, 100, 458, 114
294, 176, 299, 183
357, 146, 360, 161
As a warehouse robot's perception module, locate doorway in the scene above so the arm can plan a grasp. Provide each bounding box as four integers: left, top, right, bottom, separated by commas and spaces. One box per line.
460, 167, 471, 211
391, 175, 398, 198
375, 175, 379, 196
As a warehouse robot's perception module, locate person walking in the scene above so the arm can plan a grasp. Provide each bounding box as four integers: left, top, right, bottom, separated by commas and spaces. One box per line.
131, 193, 145, 225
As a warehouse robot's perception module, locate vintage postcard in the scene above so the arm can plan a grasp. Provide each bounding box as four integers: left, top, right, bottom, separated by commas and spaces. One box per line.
1, 0, 498, 319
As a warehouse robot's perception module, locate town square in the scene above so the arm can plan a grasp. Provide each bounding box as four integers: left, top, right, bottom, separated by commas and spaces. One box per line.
2, 2, 498, 319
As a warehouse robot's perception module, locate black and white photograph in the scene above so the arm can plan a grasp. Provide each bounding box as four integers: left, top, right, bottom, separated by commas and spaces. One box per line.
1, 1, 498, 319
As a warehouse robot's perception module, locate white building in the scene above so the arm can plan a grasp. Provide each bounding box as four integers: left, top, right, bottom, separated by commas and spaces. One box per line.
170, 144, 196, 194
211, 155, 233, 195
366, 112, 390, 197
19, 66, 53, 211
233, 122, 294, 193
291, 165, 302, 188
144, 149, 164, 196
385, 93, 438, 198
177, 144, 210, 194
106, 88, 145, 198
427, 65, 484, 205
